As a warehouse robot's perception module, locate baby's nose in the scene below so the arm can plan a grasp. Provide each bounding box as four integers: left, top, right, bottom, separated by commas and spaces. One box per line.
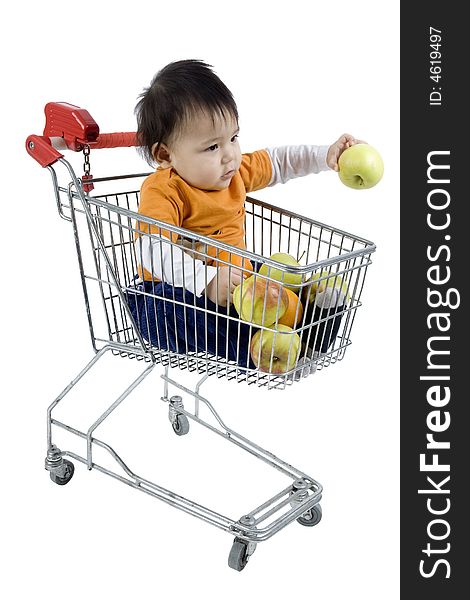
222, 145, 236, 164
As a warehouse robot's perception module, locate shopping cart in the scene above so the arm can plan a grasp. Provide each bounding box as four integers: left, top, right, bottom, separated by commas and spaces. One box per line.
26, 102, 376, 570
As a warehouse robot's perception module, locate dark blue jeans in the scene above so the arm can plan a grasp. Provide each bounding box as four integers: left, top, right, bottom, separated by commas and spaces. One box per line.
126, 280, 344, 368
304, 302, 345, 354
126, 281, 255, 368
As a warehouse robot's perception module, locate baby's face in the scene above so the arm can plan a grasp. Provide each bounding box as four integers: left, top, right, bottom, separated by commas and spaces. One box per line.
166, 111, 241, 191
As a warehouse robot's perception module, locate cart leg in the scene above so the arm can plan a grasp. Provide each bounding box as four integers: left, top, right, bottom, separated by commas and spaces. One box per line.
85, 361, 155, 469
162, 365, 169, 402
45, 345, 155, 473
46, 346, 110, 450
160, 373, 315, 481
44, 349, 112, 486
160, 373, 323, 542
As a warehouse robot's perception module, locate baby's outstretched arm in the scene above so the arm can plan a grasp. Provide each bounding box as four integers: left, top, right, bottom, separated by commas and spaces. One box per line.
266, 138, 364, 186
326, 134, 366, 171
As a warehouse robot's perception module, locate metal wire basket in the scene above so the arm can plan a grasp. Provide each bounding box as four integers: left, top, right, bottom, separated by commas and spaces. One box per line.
57, 172, 375, 389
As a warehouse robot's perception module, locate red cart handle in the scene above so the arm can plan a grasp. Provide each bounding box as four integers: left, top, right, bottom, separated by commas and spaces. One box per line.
92, 132, 137, 149
26, 102, 137, 167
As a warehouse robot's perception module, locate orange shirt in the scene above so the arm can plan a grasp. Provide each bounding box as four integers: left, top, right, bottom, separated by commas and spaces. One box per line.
137, 149, 272, 248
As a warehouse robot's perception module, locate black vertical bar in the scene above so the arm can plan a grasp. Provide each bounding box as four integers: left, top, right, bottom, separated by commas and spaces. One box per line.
401, 3, 466, 597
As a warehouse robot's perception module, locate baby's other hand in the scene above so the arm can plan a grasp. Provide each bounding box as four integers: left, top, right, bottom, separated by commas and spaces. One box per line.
327, 134, 366, 171
205, 266, 244, 307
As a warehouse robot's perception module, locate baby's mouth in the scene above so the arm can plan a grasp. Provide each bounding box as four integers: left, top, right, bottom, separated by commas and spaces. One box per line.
221, 169, 235, 180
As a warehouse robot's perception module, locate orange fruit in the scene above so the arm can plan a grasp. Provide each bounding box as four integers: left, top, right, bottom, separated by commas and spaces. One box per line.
278, 287, 304, 328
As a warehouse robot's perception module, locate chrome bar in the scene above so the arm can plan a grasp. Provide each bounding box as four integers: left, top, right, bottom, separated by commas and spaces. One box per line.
86, 361, 156, 469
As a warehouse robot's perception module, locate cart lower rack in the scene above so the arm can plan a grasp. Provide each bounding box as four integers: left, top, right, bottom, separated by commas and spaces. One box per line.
27, 102, 376, 570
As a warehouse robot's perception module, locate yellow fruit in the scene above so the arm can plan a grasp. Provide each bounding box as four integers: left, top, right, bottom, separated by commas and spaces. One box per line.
303, 270, 350, 305
250, 325, 301, 374
233, 275, 288, 327
259, 252, 303, 293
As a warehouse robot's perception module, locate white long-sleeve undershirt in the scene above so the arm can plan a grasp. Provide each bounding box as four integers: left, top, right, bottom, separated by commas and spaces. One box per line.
135, 234, 218, 296
267, 145, 330, 185
136, 145, 330, 296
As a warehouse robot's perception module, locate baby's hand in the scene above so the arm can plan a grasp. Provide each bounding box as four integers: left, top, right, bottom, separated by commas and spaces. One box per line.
327, 134, 366, 171
205, 266, 245, 307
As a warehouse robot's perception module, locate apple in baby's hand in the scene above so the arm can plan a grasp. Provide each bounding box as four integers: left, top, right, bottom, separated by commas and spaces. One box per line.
250, 325, 301, 374
338, 143, 384, 190
258, 252, 303, 293
233, 275, 288, 327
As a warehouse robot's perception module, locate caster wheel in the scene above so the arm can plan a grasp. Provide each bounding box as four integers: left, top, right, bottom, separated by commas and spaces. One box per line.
49, 460, 75, 486
297, 504, 322, 527
172, 414, 189, 436
228, 538, 250, 571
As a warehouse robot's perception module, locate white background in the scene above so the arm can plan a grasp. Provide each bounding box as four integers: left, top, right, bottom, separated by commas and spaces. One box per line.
3, 0, 399, 597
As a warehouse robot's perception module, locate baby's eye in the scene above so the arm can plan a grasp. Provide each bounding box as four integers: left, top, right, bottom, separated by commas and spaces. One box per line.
231, 134, 239, 143
206, 144, 218, 152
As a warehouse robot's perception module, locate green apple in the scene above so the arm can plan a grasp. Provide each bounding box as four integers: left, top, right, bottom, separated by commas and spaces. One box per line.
338, 143, 384, 190
250, 324, 301, 374
233, 275, 288, 327
302, 270, 350, 306
258, 252, 303, 293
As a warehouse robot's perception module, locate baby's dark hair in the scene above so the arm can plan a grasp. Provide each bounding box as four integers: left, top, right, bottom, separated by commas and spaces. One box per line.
135, 59, 239, 165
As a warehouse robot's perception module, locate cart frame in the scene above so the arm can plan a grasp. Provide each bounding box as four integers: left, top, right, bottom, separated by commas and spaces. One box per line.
27, 102, 376, 570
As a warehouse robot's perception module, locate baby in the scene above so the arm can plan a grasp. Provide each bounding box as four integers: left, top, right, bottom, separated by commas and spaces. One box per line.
130, 59, 359, 373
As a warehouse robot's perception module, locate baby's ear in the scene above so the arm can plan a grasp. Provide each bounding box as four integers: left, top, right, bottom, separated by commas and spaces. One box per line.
154, 143, 172, 168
